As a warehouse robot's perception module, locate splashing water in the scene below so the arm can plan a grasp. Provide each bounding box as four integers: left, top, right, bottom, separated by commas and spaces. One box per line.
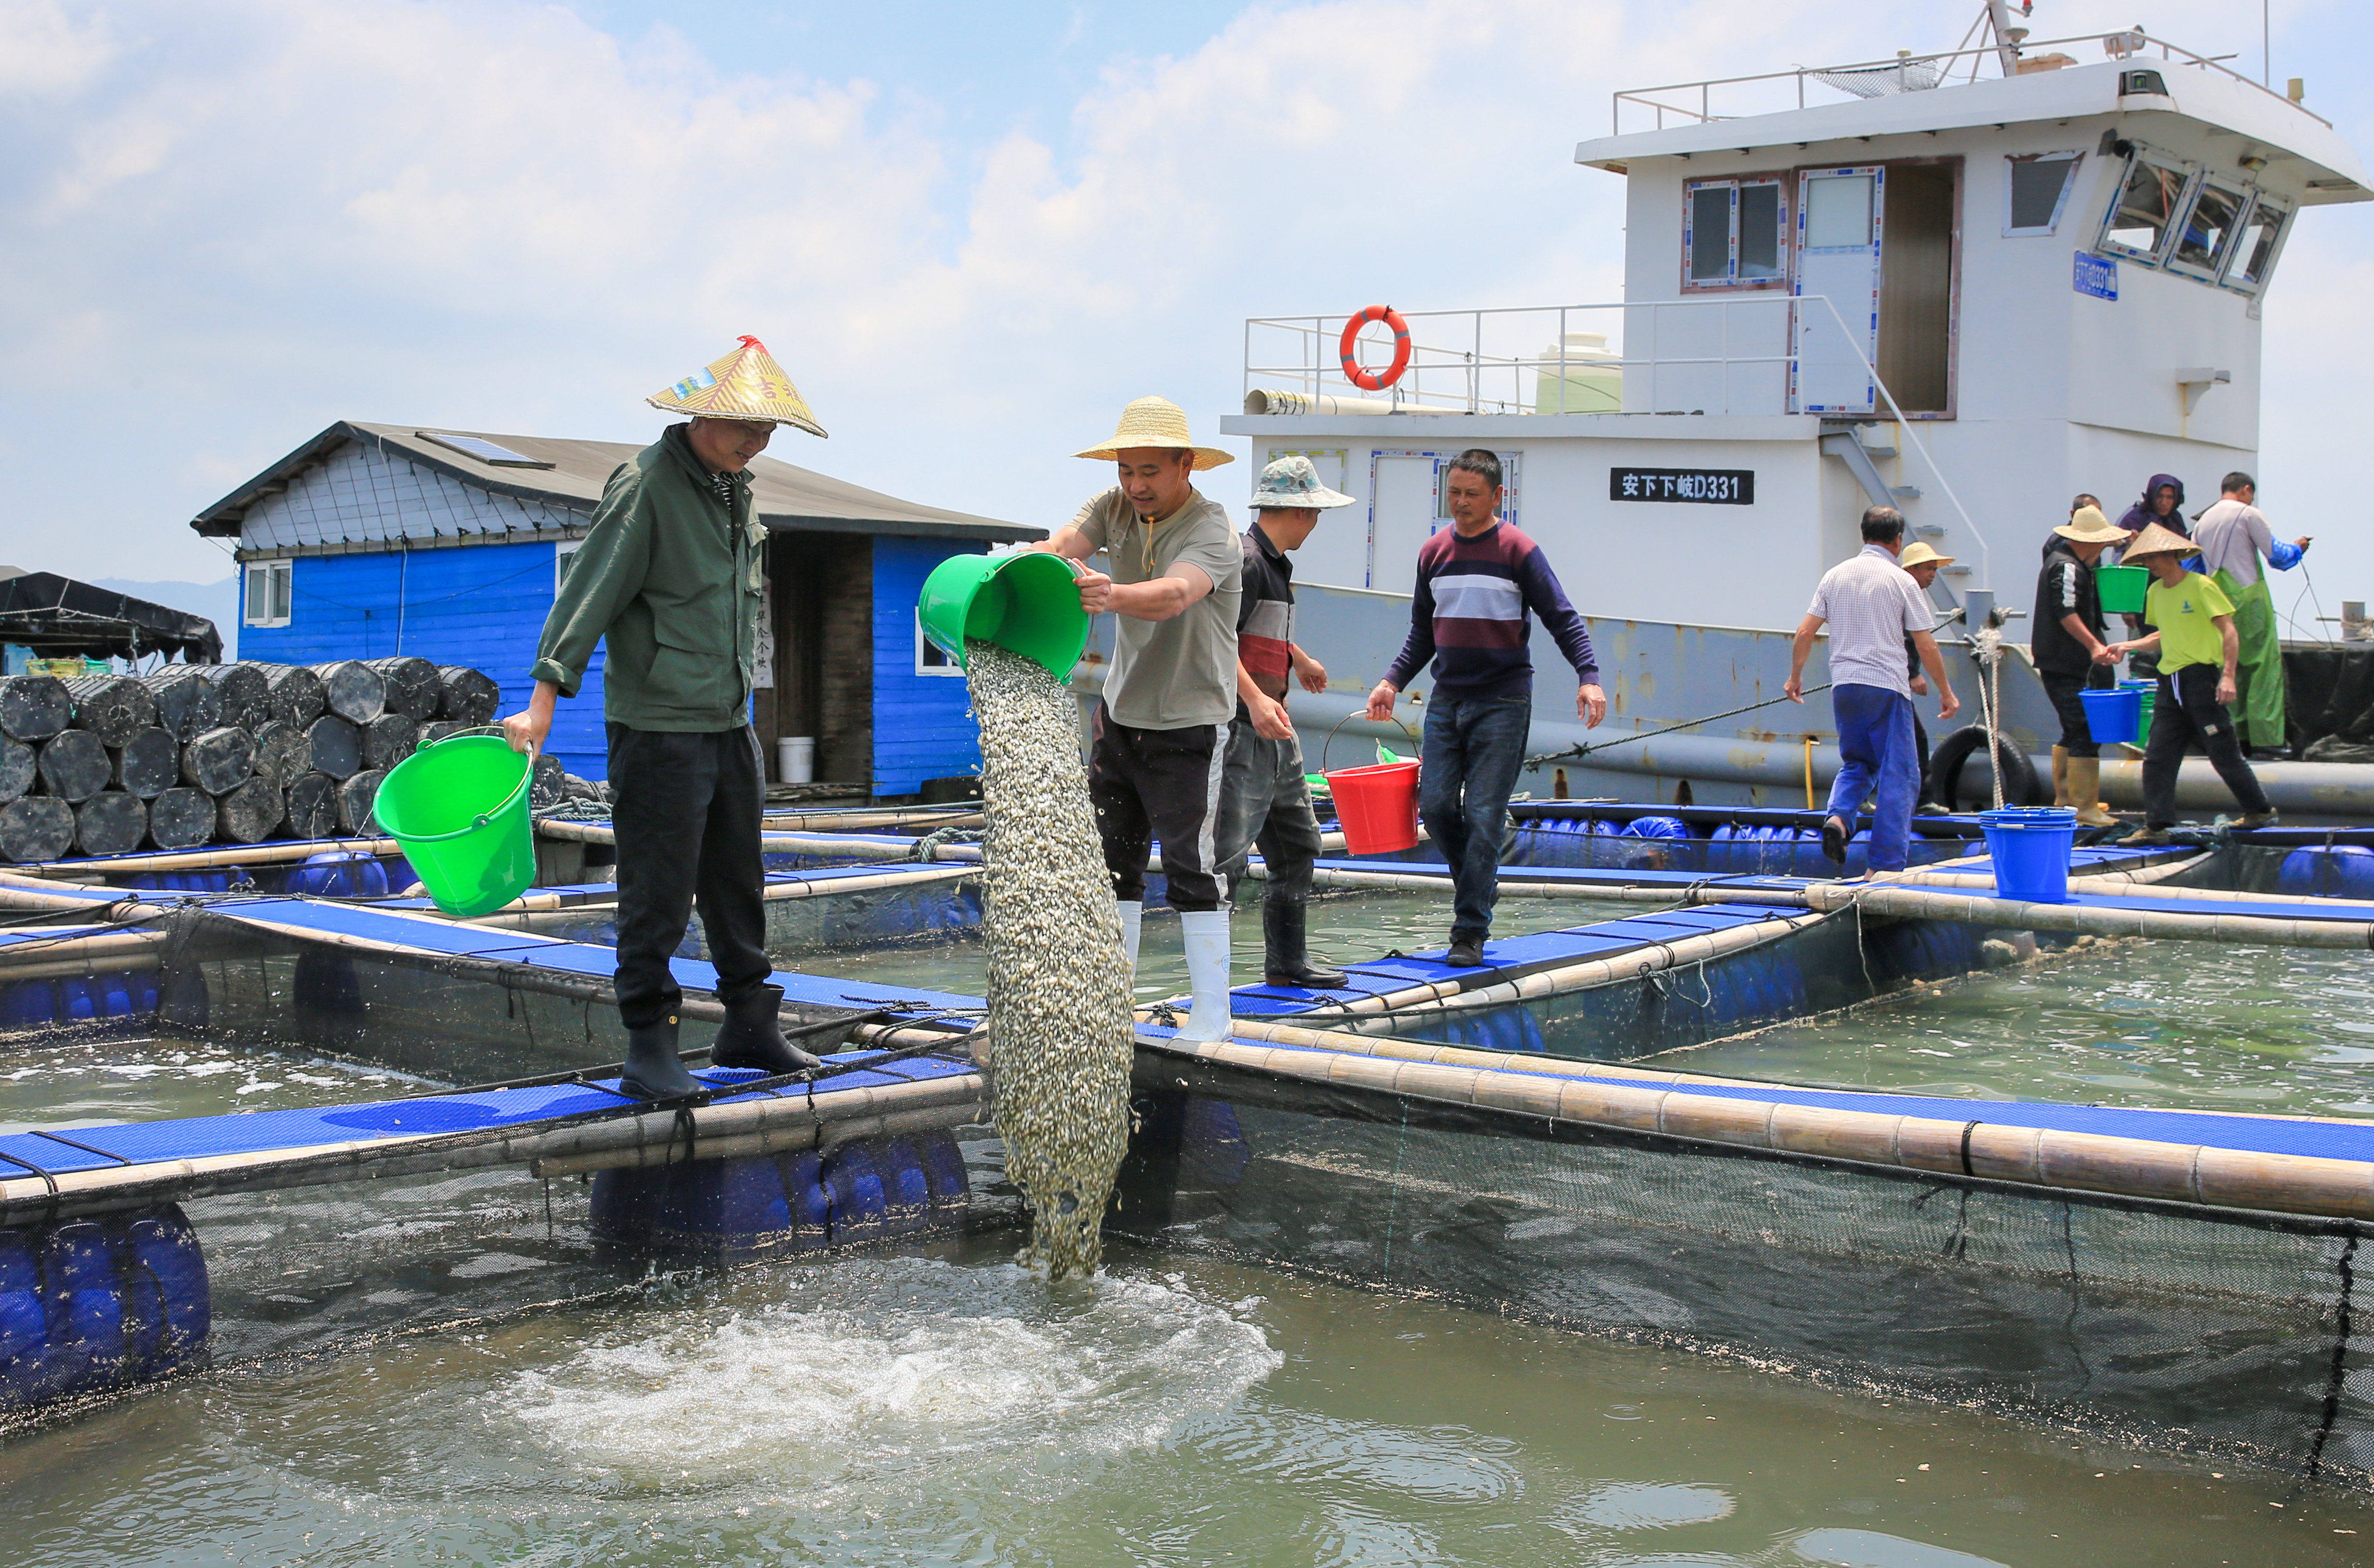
963, 639, 1136, 1277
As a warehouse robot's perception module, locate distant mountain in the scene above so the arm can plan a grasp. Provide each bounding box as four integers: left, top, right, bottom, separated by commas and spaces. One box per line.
91, 577, 241, 658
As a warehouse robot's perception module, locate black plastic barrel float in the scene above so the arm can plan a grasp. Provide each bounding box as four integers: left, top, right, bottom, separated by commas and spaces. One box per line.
37, 729, 110, 803
215, 778, 284, 846
0, 676, 72, 743
62, 677, 157, 749
194, 663, 270, 733
436, 666, 501, 726
178, 727, 254, 797
310, 661, 385, 727
364, 657, 440, 722
110, 728, 179, 799
589, 1130, 970, 1265
337, 769, 384, 835
136, 670, 222, 743
250, 721, 308, 790
74, 792, 147, 857
147, 787, 216, 850
283, 773, 338, 840
361, 713, 419, 773
302, 716, 361, 780
0, 798, 74, 862
0, 737, 33, 806
260, 664, 327, 728
0, 1205, 209, 1414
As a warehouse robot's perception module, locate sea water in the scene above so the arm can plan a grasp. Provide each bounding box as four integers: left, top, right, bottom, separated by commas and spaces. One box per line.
8, 921, 2374, 1564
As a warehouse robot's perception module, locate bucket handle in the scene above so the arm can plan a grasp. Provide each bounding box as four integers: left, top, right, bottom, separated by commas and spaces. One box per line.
1319, 709, 1420, 776
381, 727, 537, 843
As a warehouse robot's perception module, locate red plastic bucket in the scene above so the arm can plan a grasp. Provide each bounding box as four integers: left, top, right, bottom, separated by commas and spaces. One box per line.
1326, 760, 1421, 855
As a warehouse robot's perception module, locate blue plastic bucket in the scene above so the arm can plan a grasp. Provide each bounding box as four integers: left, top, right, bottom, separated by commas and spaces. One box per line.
1980, 807, 2078, 904
2077, 686, 2142, 747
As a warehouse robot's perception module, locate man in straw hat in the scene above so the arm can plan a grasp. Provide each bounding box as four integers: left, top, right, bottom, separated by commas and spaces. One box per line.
1785, 506, 1958, 875
1366, 450, 1605, 967
1897, 541, 1954, 815
1214, 455, 1357, 990
2029, 504, 2128, 827
2104, 521, 2277, 840
1039, 396, 1244, 1041
505, 336, 831, 1099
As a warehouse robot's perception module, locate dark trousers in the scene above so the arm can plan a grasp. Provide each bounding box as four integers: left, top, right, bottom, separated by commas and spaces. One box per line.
2039, 666, 2115, 757
1088, 702, 1229, 913
1419, 692, 1532, 941
1825, 684, 1918, 872
608, 724, 771, 1030
1215, 715, 1326, 903
2142, 665, 2271, 828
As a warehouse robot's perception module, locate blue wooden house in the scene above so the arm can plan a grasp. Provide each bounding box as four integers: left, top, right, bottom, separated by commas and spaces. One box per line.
191, 422, 1039, 793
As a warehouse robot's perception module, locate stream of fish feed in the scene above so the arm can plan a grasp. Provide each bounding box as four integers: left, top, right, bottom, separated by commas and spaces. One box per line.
10, 914, 2374, 1565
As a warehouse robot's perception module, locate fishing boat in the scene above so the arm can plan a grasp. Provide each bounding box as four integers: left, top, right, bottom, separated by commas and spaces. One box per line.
1215, 6, 2374, 817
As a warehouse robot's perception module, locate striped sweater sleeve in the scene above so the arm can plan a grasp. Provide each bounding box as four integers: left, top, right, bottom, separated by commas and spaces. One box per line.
1382, 557, 1438, 691
1518, 546, 1599, 686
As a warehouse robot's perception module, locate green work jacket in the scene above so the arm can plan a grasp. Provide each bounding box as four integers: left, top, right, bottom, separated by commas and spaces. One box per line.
530, 423, 765, 732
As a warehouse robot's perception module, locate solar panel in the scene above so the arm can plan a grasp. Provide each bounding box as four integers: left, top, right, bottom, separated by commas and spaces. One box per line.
416, 431, 553, 468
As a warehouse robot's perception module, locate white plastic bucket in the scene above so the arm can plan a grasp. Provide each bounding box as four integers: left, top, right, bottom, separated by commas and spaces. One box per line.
778, 735, 815, 784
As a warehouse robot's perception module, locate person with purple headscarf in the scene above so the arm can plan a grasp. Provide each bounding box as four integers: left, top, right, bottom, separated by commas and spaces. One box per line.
2114, 474, 2191, 679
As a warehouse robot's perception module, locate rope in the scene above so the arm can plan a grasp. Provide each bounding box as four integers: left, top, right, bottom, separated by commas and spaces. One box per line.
1526, 683, 1832, 769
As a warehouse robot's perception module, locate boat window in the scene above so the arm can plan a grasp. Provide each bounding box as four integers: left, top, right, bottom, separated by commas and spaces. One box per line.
1683, 178, 1787, 287
1802, 174, 1875, 249
2221, 197, 2290, 294
2003, 151, 2081, 236
2099, 152, 2195, 263
243, 560, 292, 628
2170, 179, 2250, 278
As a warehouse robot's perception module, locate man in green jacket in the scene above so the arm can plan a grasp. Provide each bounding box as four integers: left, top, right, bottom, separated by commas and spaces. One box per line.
504, 336, 828, 1098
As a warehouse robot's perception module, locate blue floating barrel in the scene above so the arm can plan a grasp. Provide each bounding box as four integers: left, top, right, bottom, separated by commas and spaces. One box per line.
2279, 845, 2374, 900
778, 1151, 833, 1250
873, 1139, 932, 1236
0, 979, 56, 1029
39, 1223, 125, 1397
914, 1131, 970, 1217
121, 1208, 208, 1374
1178, 1100, 1249, 1187
824, 1144, 888, 1245
0, 1228, 51, 1408
58, 978, 95, 1023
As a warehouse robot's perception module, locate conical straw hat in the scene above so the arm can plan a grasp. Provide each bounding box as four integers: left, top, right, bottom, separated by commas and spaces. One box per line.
2121, 520, 2195, 560
646, 335, 827, 437
1075, 395, 1232, 469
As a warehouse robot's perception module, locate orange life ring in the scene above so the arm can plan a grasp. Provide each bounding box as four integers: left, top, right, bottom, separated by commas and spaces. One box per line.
1339, 305, 1412, 392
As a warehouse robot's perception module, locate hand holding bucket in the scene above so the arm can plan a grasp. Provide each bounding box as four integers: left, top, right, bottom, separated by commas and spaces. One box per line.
373, 727, 539, 917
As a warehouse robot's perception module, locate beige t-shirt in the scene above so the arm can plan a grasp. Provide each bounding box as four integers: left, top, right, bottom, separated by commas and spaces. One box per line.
1070, 486, 1243, 729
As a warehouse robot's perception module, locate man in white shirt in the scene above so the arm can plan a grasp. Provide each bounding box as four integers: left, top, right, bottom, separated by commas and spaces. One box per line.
1785, 508, 1960, 874
2192, 471, 2310, 758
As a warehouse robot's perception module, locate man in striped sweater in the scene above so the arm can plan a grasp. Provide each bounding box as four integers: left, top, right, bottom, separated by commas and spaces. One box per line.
1365, 450, 1605, 968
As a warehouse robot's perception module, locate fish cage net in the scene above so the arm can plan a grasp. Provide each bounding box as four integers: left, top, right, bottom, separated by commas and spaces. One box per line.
1114, 1062, 2374, 1488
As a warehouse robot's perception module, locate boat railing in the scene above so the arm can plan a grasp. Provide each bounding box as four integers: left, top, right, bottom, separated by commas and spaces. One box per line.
1608, 31, 2329, 136
1244, 296, 1809, 419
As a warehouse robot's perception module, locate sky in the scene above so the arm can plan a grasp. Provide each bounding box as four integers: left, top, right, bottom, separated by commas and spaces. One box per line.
3, 0, 2370, 619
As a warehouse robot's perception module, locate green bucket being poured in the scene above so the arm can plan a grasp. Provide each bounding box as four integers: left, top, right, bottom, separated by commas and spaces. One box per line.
917, 551, 1091, 681
372, 731, 537, 917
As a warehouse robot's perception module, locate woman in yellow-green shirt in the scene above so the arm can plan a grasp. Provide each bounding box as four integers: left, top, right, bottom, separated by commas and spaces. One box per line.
2105, 521, 2275, 842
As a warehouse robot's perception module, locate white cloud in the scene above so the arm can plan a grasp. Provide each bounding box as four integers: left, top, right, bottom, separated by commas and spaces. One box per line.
0, 0, 2368, 599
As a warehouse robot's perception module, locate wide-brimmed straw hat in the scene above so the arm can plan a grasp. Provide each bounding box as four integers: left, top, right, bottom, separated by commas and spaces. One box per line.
1250, 454, 1353, 511
2120, 520, 2195, 560
2054, 504, 2125, 544
1899, 541, 1954, 570
647, 335, 827, 437
1075, 395, 1232, 470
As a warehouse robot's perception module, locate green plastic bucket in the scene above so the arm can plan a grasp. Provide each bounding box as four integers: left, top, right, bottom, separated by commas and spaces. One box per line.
371, 732, 536, 916
2095, 563, 2150, 615
917, 552, 1090, 681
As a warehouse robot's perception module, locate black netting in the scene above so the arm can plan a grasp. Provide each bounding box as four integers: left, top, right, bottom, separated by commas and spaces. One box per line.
1115, 1065, 2374, 1487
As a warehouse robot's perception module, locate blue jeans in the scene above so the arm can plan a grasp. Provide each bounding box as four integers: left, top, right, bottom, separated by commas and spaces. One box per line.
1419, 693, 1532, 941
1825, 684, 1919, 872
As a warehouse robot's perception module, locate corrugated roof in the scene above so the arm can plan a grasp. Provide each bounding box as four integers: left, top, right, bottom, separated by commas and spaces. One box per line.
190, 421, 1040, 543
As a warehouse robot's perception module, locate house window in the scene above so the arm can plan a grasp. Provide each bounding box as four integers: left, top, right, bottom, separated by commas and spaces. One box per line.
555, 539, 580, 592
1683, 178, 1787, 286
243, 560, 292, 628
2003, 151, 2082, 236
914, 611, 962, 677
2221, 196, 2290, 294
2098, 150, 2197, 263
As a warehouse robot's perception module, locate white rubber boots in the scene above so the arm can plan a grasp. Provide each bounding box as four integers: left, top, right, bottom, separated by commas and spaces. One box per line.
1177, 908, 1234, 1042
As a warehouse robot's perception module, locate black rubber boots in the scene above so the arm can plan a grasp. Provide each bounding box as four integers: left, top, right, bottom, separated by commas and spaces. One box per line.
711, 983, 826, 1074
1262, 899, 1347, 989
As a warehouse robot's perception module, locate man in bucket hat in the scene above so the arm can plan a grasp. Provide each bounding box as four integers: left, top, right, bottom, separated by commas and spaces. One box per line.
2105, 520, 2276, 840
1040, 396, 1244, 1041
2030, 504, 2128, 826
1214, 455, 1356, 990
504, 336, 830, 1099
